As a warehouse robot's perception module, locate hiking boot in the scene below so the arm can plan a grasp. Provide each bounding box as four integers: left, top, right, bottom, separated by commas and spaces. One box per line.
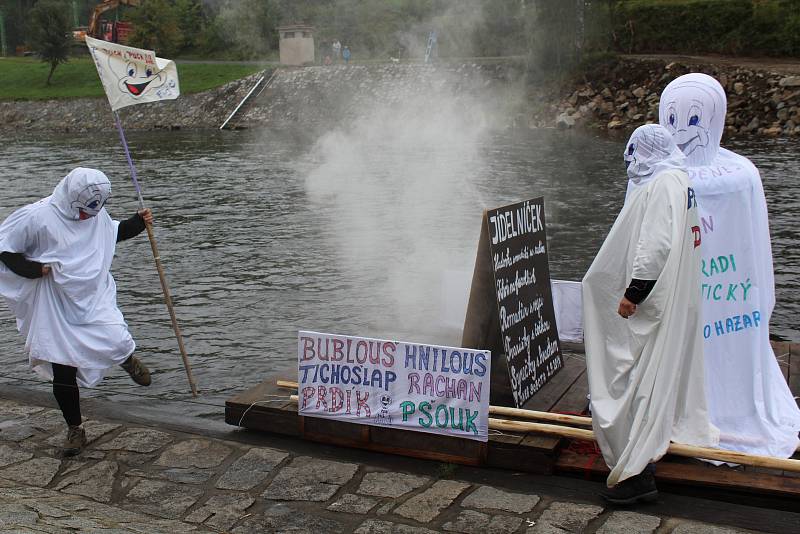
601, 467, 658, 505
121, 355, 151, 386
63, 425, 87, 457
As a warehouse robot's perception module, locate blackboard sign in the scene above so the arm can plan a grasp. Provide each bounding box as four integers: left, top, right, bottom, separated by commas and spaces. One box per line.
486, 197, 563, 407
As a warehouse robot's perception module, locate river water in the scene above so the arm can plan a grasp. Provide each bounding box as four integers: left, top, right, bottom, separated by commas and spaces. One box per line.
0, 128, 797, 417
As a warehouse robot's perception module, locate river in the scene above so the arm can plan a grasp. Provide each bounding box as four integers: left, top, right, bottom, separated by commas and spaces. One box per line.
0, 128, 796, 416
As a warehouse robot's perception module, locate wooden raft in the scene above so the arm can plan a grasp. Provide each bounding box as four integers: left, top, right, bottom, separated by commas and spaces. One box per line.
225, 342, 800, 502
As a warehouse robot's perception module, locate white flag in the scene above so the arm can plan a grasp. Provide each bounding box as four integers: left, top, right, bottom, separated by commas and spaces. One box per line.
86, 36, 180, 112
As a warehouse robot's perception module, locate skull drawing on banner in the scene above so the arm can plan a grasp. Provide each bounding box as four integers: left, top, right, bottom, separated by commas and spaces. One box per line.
374, 395, 393, 425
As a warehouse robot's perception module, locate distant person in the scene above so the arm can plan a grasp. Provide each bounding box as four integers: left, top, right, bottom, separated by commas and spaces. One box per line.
584, 124, 719, 504
0, 168, 153, 456
653, 73, 800, 459
342, 46, 351, 64
324, 54, 332, 66
332, 40, 341, 61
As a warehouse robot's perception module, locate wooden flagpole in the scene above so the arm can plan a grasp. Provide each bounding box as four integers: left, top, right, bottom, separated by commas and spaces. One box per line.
114, 112, 198, 397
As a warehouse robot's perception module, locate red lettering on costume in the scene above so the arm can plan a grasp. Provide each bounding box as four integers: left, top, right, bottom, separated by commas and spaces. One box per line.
691, 226, 701, 248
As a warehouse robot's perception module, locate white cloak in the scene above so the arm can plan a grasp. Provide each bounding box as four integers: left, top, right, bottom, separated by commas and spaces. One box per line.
584, 167, 719, 486
655, 73, 800, 458
0, 169, 135, 387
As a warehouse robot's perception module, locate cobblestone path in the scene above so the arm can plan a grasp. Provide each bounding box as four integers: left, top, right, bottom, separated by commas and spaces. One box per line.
0, 398, 769, 533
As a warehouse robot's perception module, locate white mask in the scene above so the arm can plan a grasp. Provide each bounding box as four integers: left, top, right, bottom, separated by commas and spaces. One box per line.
624, 124, 687, 185
659, 73, 726, 167
51, 168, 112, 221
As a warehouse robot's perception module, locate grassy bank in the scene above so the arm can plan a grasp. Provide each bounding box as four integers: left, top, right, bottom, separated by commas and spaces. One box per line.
0, 58, 263, 101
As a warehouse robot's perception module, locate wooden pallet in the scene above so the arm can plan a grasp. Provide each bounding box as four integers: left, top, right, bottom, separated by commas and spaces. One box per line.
225, 375, 561, 474
225, 342, 800, 503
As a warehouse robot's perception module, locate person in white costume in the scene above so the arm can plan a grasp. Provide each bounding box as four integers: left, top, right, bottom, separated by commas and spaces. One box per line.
0, 168, 153, 455
657, 73, 800, 458
584, 124, 719, 504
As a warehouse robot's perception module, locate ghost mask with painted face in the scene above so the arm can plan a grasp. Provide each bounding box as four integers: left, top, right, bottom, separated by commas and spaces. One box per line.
51, 168, 112, 221
659, 73, 726, 167
624, 124, 687, 186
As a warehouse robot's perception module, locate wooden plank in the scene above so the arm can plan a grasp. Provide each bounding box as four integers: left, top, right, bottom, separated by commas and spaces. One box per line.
487, 431, 556, 474
520, 433, 562, 453
303, 416, 368, 443
488, 352, 516, 407
554, 448, 607, 477
551, 367, 590, 415
772, 341, 791, 383
556, 448, 800, 498
522, 353, 584, 412
461, 210, 504, 357
789, 343, 800, 402
370, 425, 484, 460
225, 403, 301, 437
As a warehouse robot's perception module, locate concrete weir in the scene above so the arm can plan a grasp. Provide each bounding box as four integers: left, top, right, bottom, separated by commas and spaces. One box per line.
219, 62, 524, 131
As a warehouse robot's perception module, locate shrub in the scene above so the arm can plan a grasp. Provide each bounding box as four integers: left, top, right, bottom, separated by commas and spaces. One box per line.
613, 0, 799, 57
27, 0, 72, 85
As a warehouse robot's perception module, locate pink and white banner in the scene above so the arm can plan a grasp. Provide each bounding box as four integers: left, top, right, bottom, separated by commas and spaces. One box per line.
298, 331, 491, 441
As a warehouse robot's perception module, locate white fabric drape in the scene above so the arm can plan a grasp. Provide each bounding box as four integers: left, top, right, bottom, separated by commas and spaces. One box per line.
654, 73, 800, 459
585, 125, 719, 486
0, 168, 135, 387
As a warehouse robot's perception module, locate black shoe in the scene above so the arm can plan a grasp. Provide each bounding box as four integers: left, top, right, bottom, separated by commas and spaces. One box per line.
601, 469, 658, 505
63, 425, 87, 457
121, 355, 151, 386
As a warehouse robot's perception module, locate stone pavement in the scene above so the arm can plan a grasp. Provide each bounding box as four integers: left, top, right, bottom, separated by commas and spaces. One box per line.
0, 397, 773, 533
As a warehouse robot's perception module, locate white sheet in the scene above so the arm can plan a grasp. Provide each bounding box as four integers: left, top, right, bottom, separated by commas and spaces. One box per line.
584, 130, 718, 485
0, 169, 135, 387
654, 73, 800, 458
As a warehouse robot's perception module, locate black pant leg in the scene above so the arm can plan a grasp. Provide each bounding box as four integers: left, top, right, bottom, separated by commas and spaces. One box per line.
51, 363, 81, 426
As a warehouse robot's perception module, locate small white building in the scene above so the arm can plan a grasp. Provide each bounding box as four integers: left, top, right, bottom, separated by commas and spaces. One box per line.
278, 24, 315, 66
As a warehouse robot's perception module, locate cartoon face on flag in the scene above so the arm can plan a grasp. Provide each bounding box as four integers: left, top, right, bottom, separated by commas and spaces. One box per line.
86, 36, 180, 111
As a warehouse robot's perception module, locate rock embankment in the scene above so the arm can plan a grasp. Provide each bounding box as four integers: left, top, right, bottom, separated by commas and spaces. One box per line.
0, 72, 267, 133
230, 62, 522, 130
537, 57, 800, 137
3, 57, 799, 138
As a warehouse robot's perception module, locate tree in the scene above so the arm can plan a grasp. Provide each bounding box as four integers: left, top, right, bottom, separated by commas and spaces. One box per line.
127, 0, 182, 56
27, 0, 71, 85
174, 0, 204, 52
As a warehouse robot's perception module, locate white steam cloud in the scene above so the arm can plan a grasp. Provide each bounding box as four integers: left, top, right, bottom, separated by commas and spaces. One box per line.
303, 66, 519, 344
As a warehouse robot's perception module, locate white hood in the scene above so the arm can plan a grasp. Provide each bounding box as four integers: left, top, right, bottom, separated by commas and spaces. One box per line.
624, 123, 687, 186
659, 73, 726, 167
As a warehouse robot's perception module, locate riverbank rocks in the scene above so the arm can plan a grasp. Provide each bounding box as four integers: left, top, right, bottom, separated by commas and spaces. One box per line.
3, 58, 798, 139
0, 62, 522, 134
0, 71, 266, 133
537, 56, 800, 138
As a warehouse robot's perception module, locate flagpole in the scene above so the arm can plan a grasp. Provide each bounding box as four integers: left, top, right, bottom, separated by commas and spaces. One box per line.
114, 111, 199, 397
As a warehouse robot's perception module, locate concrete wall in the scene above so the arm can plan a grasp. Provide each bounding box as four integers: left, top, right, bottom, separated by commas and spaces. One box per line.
239, 63, 522, 131
279, 33, 315, 66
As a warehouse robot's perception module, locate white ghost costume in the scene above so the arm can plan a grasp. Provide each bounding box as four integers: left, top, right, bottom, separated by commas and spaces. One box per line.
0, 168, 135, 387
584, 124, 719, 486
653, 73, 800, 458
